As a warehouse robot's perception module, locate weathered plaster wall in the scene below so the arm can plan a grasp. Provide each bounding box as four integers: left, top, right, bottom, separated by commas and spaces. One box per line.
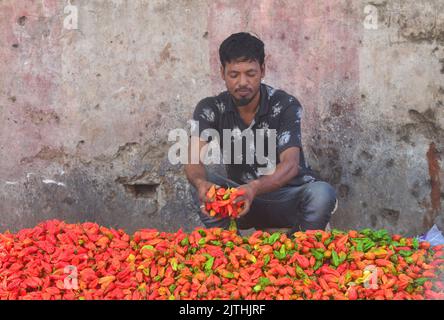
0, 0, 442, 236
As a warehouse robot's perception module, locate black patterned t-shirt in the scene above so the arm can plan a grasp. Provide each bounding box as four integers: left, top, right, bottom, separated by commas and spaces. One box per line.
191, 83, 318, 186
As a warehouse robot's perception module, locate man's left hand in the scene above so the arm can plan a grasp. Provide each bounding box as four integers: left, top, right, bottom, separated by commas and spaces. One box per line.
234, 183, 257, 218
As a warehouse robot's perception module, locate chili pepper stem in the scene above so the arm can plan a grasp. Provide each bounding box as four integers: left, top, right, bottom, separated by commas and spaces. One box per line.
229, 219, 238, 233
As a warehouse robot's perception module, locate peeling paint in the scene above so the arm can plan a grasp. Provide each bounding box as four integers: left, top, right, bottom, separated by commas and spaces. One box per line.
42, 179, 66, 187
423, 142, 442, 229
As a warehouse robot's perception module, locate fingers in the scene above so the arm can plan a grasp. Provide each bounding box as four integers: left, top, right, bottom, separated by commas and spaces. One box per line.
236, 200, 251, 218
200, 204, 211, 217
199, 189, 211, 203
233, 195, 246, 205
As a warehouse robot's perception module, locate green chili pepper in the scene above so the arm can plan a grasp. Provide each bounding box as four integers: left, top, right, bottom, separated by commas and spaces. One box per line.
229, 220, 237, 232
360, 228, 373, 237
253, 285, 262, 292
332, 250, 340, 267
170, 259, 178, 271
311, 249, 324, 261
412, 238, 419, 250
180, 237, 189, 246
204, 256, 214, 272
405, 256, 414, 264
313, 260, 323, 271
339, 252, 347, 263
344, 271, 352, 284
373, 229, 389, 240
399, 250, 413, 257
169, 284, 177, 292
225, 241, 234, 249
414, 278, 428, 286
332, 229, 344, 237
296, 266, 308, 279
274, 250, 286, 260
259, 277, 271, 287
363, 240, 376, 252
266, 233, 281, 245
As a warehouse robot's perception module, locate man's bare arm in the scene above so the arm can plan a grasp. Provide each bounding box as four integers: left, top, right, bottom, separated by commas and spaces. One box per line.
249, 146, 300, 196
184, 136, 208, 188
184, 136, 216, 214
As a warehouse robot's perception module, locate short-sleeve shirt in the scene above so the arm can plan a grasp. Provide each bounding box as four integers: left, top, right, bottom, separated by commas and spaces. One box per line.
191, 83, 318, 186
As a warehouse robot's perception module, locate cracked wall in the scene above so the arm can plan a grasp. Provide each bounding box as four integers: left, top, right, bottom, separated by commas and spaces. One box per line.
0, 0, 443, 236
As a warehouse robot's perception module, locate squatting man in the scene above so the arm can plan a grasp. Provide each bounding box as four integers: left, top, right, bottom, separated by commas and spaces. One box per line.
183, 32, 338, 235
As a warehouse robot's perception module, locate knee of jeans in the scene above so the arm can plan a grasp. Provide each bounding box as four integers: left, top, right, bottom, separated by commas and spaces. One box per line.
306, 182, 337, 213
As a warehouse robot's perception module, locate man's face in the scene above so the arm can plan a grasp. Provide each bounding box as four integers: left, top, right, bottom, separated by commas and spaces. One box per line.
221, 59, 265, 107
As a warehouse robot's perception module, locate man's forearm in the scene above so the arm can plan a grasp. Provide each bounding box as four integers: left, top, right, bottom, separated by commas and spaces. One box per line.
184, 164, 207, 189
249, 162, 298, 196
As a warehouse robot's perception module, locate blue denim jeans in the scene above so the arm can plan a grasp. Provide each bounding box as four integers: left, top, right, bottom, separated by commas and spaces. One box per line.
192, 172, 338, 235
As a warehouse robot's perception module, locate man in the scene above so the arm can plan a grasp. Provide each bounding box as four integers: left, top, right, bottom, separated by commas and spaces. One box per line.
184, 32, 337, 236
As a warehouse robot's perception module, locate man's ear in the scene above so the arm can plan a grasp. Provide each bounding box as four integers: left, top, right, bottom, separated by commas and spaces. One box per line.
261, 63, 266, 79
220, 65, 225, 81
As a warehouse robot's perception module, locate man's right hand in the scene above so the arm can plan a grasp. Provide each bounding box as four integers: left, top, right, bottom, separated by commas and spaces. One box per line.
196, 180, 219, 217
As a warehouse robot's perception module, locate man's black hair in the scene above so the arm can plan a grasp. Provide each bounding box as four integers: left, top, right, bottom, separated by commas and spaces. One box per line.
219, 32, 265, 68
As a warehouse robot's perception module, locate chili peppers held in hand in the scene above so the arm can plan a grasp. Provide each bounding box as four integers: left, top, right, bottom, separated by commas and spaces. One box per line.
205, 185, 246, 219
0, 220, 443, 300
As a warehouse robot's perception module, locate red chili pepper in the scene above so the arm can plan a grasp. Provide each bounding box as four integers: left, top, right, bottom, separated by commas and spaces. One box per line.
320, 266, 341, 277
422, 270, 437, 278
275, 264, 288, 276
206, 185, 216, 199
375, 259, 392, 267
292, 254, 310, 269
319, 278, 330, 291
274, 277, 292, 286
348, 286, 358, 300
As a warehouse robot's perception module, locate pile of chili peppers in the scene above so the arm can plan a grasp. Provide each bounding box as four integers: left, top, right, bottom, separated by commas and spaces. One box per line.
0, 220, 443, 300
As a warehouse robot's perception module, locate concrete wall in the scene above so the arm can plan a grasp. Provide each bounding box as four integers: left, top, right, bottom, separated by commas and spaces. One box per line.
0, 0, 442, 236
